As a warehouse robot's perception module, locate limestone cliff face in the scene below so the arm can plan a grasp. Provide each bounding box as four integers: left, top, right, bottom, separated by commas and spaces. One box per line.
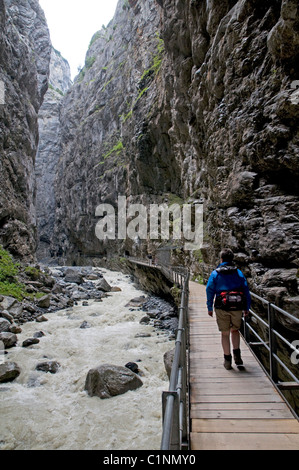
0, 0, 51, 259
35, 47, 72, 260
157, 0, 299, 313
52, 0, 299, 314
52, 0, 167, 261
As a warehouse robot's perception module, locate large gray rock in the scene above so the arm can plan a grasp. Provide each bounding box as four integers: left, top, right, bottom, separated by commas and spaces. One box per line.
95, 277, 112, 292
0, 362, 21, 383
0, 318, 11, 333
64, 268, 84, 284
0, 332, 17, 349
36, 360, 60, 374
84, 364, 143, 399
0, 297, 23, 318
36, 294, 51, 308
22, 337, 40, 347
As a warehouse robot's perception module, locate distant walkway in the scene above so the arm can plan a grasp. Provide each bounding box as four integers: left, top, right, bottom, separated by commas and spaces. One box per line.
188, 281, 299, 450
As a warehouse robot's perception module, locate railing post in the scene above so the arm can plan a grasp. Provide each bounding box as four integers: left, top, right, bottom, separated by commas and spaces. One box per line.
268, 303, 278, 384
243, 311, 250, 343
162, 391, 180, 450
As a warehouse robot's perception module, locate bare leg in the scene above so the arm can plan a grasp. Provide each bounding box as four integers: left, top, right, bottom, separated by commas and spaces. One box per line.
231, 329, 240, 350
221, 331, 231, 355
231, 329, 243, 366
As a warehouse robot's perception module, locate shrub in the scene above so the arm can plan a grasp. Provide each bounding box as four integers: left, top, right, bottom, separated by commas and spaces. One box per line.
0, 246, 45, 301
0, 246, 19, 282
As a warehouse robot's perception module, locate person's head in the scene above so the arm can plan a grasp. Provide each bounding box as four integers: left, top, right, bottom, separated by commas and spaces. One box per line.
220, 248, 234, 263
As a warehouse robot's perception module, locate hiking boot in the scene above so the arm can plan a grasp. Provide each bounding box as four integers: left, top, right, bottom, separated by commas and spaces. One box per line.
223, 354, 232, 370
233, 348, 243, 366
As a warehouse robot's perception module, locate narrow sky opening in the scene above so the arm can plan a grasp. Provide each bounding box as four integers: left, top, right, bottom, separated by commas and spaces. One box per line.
39, 0, 119, 80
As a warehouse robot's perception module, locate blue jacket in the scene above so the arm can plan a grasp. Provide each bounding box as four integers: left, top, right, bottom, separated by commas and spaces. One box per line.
206, 262, 251, 311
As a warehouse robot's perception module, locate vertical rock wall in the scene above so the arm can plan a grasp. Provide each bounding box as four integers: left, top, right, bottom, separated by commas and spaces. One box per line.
0, 0, 51, 259
157, 0, 299, 313
35, 47, 72, 260
52, 0, 167, 262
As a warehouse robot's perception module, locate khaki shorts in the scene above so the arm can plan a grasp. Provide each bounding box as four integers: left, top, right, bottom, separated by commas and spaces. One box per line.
215, 308, 243, 332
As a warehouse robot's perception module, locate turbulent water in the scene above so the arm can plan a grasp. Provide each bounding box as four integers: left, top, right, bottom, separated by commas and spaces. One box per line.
0, 269, 174, 450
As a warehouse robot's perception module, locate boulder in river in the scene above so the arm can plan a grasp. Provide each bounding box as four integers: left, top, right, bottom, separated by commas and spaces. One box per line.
0, 362, 21, 383
0, 318, 11, 333
22, 338, 40, 348
139, 315, 150, 325
95, 277, 112, 292
0, 332, 17, 349
84, 364, 143, 399
64, 268, 84, 285
37, 295, 51, 309
125, 296, 147, 308
36, 361, 61, 374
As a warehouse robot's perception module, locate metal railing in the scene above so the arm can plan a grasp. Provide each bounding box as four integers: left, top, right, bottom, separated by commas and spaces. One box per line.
160, 268, 190, 450
242, 292, 299, 418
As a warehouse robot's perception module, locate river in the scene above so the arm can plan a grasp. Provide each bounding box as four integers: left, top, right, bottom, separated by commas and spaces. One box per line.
0, 269, 174, 450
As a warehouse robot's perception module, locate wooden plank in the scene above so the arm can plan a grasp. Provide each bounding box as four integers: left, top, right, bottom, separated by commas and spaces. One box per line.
192, 402, 291, 419
190, 376, 267, 384
190, 375, 266, 382
191, 409, 294, 419
192, 418, 299, 434
189, 366, 265, 376
192, 394, 284, 404
192, 402, 290, 411
189, 351, 255, 358
190, 382, 275, 393
190, 432, 299, 450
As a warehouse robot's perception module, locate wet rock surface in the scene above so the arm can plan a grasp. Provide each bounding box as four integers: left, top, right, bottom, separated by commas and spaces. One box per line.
35, 361, 61, 374
84, 364, 143, 399
0, 362, 21, 383
35, 47, 72, 260
0, 0, 51, 259
140, 296, 178, 338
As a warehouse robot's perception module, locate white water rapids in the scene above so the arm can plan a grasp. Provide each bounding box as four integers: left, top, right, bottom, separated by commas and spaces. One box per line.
0, 269, 174, 450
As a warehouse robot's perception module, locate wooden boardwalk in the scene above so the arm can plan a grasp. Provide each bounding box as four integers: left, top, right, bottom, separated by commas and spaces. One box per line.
188, 281, 299, 450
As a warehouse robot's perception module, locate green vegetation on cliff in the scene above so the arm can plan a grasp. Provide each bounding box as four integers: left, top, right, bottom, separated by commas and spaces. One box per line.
0, 246, 27, 300
0, 246, 48, 301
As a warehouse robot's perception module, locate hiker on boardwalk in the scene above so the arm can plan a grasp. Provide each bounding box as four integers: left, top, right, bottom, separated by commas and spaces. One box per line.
206, 248, 251, 370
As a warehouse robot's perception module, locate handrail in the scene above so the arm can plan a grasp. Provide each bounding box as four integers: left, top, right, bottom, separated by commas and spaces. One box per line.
242, 292, 299, 418
160, 268, 190, 450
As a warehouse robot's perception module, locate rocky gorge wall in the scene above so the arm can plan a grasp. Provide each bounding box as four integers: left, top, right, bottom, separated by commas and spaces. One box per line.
51, 0, 168, 263
48, 0, 299, 317
0, 0, 51, 260
158, 0, 299, 316
35, 47, 72, 260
